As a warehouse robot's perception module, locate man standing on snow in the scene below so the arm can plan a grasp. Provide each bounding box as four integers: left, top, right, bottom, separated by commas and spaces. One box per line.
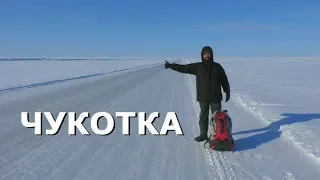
164, 46, 230, 142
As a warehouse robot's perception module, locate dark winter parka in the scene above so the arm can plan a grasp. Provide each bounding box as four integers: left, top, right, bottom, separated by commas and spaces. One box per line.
168, 46, 230, 102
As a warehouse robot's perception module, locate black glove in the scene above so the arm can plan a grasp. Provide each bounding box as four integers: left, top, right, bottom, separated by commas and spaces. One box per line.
165, 60, 171, 69
225, 93, 230, 102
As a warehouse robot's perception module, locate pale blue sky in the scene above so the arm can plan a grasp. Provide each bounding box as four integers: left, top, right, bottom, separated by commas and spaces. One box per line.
1, 0, 320, 58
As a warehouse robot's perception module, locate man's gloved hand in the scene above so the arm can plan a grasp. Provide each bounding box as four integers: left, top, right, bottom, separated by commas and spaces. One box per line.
165, 60, 171, 69
225, 93, 230, 102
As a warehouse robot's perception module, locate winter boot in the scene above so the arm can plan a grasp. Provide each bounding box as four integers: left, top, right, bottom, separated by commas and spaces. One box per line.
194, 134, 208, 142
194, 122, 209, 142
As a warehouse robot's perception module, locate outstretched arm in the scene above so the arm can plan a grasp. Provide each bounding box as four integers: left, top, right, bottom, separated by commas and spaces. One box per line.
165, 60, 198, 75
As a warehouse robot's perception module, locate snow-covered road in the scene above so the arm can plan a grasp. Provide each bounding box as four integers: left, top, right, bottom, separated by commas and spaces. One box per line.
0, 59, 319, 180
0, 63, 212, 180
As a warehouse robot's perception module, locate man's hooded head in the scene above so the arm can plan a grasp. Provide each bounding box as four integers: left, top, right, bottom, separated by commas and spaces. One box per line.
201, 46, 214, 63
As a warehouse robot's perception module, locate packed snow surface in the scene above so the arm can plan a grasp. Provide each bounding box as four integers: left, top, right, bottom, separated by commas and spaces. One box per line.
0, 58, 319, 180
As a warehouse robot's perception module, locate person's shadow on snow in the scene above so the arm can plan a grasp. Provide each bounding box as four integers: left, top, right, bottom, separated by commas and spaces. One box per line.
233, 113, 320, 151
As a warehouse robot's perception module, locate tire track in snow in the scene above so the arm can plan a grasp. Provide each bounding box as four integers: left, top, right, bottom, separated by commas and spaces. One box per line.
182, 75, 212, 180
46, 66, 162, 180
90, 72, 159, 180
283, 172, 297, 180
69, 136, 109, 180
150, 80, 179, 180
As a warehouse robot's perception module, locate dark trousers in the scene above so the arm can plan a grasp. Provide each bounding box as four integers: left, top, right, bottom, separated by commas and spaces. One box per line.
198, 101, 222, 136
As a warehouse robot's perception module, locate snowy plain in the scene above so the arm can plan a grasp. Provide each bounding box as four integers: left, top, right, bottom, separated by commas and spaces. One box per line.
0, 59, 162, 90
0, 57, 319, 180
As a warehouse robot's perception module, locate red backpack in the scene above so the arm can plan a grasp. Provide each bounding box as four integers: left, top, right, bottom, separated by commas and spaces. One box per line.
204, 110, 235, 151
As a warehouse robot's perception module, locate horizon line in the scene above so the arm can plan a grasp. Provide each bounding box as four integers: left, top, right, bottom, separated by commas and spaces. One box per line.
1, 56, 320, 60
